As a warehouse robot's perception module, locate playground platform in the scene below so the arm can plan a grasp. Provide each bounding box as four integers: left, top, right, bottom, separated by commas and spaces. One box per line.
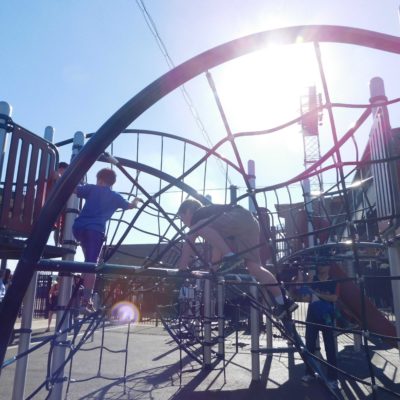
3, 319, 400, 399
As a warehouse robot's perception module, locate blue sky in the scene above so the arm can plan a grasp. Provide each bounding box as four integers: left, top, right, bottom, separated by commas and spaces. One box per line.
2, 1, 400, 259
2, 1, 400, 146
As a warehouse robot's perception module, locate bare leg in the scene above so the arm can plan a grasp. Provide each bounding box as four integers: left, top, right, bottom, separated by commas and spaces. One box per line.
197, 226, 232, 255
82, 273, 96, 303
197, 225, 286, 303
246, 261, 281, 298
47, 311, 53, 331
195, 226, 235, 271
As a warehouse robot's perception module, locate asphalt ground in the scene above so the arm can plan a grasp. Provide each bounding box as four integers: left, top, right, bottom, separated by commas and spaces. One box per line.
2, 319, 400, 400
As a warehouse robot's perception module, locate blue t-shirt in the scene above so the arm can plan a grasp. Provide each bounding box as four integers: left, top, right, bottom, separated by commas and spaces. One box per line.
308, 275, 337, 324
73, 184, 130, 233
312, 275, 336, 296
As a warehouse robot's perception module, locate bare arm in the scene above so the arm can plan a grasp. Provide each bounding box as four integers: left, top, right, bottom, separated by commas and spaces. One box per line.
177, 233, 199, 270
314, 290, 337, 302
127, 197, 143, 209
49, 284, 57, 300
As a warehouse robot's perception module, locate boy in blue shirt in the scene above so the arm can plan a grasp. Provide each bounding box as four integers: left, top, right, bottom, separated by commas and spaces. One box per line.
73, 168, 142, 308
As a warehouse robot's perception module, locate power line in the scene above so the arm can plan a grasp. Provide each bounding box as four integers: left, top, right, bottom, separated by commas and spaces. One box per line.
135, 0, 232, 185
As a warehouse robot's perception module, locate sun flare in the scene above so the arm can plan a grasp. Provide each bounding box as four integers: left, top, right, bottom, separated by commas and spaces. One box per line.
207, 42, 322, 185
215, 42, 320, 133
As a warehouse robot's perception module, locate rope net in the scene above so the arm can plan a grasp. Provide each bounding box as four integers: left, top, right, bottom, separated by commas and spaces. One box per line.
2, 26, 400, 399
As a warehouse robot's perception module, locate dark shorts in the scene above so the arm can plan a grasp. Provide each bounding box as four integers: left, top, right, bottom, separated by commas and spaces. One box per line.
209, 206, 260, 263
73, 228, 104, 263
49, 296, 58, 311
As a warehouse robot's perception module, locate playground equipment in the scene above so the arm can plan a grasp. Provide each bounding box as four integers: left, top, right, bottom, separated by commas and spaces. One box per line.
1, 25, 400, 399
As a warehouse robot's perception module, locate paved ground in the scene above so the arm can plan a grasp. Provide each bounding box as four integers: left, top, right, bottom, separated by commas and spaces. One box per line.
2, 316, 400, 400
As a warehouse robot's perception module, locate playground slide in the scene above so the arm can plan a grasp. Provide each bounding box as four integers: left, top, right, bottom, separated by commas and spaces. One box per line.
330, 265, 397, 346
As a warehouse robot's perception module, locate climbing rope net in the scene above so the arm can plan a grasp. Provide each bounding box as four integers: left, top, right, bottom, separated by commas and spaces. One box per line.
1, 25, 400, 399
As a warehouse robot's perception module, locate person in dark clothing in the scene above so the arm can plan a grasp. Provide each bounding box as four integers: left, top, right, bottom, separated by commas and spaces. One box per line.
47, 161, 69, 245
2, 268, 11, 290
300, 264, 340, 390
46, 279, 59, 332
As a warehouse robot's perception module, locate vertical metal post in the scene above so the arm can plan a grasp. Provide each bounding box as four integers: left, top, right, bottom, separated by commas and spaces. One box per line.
247, 160, 256, 214
49, 131, 84, 400
203, 277, 212, 369
229, 185, 237, 205
265, 312, 273, 350
217, 277, 225, 358
0, 101, 12, 184
194, 278, 202, 340
12, 273, 37, 400
97, 319, 106, 376
303, 178, 314, 248
250, 283, 260, 381
344, 259, 361, 352
44, 126, 55, 187
387, 244, 400, 354
0, 103, 11, 276
369, 77, 400, 356
44, 126, 54, 142
369, 77, 400, 229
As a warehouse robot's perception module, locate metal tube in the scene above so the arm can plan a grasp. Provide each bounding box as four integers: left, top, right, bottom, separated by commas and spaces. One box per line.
194, 278, 202, 340
387, 244, 400, 354
12, 273, 37, 400
49, 131, 84, 400
97, 319, 106, 376
203, 278, 212, 369
229, 185, 237, 205
345, 260, 361, 352
303, 178, 314, 248
247, 160, 256, 213
217, 277, 225, 358
0, 102, 12, 185
123, 321, 131, 394
250, 283, 260, 381
266, 313, 273, 350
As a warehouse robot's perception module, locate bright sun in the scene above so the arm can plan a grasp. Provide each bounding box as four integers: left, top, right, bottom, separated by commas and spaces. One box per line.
216, 41, 320, 134
207, 41, 322, 186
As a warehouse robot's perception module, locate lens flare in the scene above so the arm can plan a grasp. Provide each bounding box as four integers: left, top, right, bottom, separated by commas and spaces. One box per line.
110, 301, 140, 324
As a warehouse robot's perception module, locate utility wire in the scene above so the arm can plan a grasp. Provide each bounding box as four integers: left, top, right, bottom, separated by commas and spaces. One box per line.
135, 0, 232, 185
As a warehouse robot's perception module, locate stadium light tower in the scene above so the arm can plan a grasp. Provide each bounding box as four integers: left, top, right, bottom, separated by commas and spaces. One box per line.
300, 86, 323, 194
300, 86, 323, 246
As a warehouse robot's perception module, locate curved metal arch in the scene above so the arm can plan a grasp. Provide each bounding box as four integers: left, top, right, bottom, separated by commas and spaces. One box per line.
115, 156, 212, 203
123, 129, 240, 171
1, 25, 400, 363
101, 156, 212, 262
57, 129, 239, 172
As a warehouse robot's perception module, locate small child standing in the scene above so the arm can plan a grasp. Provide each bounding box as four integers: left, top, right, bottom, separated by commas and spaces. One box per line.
47, 161, 69, 245
73, 168, 142, 309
